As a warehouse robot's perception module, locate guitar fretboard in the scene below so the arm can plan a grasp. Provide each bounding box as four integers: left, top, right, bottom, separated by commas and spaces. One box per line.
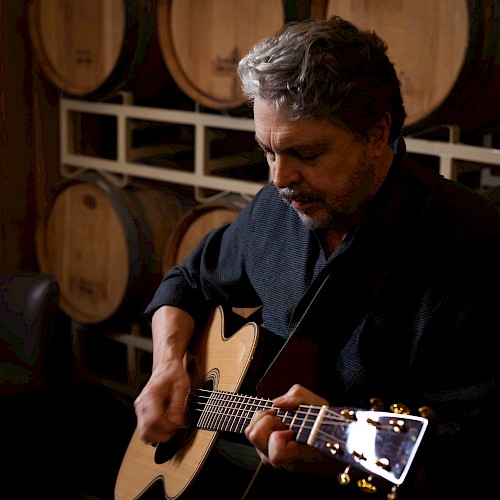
190, 388, 427, 486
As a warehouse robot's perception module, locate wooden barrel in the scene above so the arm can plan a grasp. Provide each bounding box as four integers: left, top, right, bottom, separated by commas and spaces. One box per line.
162, 202, 259, 319
162, 203, 241, 272
156, 0, 285, 110
316, 0, 500, 135
28, 0, 169, 101
37, 173, 190, 324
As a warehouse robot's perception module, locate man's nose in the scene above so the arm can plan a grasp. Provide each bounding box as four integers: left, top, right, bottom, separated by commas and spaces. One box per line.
271, 155, 301, 189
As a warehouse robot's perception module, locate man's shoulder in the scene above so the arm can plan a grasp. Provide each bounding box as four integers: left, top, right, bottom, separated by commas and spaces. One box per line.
434, 175, 500, 233
420, 177, 500, 259
406, 158, 500, 228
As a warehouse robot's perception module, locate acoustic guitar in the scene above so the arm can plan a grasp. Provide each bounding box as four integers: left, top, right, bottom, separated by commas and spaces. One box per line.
115, 306, 428, 499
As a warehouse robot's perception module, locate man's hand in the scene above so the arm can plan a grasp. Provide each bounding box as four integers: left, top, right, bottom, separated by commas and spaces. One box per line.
244, 384, 334, 473
133, 358, 191, 445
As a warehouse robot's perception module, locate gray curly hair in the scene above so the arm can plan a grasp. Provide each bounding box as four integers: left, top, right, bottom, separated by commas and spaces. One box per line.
237, 16, 406, 143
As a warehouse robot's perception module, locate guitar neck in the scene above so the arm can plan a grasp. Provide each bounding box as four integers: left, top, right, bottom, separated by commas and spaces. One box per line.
193, 388, 326, 437
192, 388, 427, 487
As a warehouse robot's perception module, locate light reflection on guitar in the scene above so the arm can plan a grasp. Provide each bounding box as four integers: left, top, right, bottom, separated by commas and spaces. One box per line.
115, 306, 428, 499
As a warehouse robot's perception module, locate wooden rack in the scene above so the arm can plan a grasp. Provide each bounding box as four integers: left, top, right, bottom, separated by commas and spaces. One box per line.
60, 96, 500, 192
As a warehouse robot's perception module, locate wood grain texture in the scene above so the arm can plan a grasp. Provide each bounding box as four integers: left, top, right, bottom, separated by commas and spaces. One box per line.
38, 175, 188, 323
323, 0, 469, 128
157, 0, 285, 109
114, 306, 259, 500
28, 0, 125, 95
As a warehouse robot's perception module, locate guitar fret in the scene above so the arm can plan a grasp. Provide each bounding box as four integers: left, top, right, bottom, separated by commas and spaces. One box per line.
209, 391, 220, 429
226, 393, 239, 432
196, 390, 211, 429
218, 391, 232, 430
277, 408, 293, 428
233, 396, 247, 432
195, 390, 276, 433
228, 393, 239, 430
214, 391, 229, 429
203, 393, 214, 429
237, 396, 253, 433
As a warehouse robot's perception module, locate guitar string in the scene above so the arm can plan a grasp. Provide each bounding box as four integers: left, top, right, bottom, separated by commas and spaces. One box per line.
190, 407, 349, 449
179, 389, 420, 481
189, 398, 408, 474
190, 388, 398, 429
188, 389, 402, 450
191, 388, 340, 418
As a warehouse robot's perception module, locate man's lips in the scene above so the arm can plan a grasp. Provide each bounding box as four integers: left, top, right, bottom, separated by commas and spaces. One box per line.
290, 199, 309, 209
290, 199, 322, 212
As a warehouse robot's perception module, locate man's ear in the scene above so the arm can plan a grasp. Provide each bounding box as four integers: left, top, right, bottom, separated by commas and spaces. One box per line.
370, 111, 392, 157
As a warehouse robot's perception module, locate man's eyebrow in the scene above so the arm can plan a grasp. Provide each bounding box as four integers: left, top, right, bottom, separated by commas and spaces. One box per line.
254, 134, 326, 154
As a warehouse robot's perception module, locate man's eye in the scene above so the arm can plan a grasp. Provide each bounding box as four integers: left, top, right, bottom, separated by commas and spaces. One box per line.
298, 152, 320, 161
257, 145, 273, 159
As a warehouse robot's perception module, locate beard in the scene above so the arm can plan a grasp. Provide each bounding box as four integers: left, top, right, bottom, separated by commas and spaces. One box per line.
278, 187, 352, 231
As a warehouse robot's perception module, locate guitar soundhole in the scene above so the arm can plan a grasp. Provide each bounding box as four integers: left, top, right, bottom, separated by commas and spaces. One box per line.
154, 379, 214, 464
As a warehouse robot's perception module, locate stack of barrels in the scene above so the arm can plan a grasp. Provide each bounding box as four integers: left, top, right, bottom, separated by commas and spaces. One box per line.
29, 0, 500, 325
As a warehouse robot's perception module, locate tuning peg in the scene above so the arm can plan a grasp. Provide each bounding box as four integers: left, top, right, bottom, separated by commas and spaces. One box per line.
369, 397, 384, 411
340, 409, 357, 420
366, 417, 381, 427
338, 466, 351, 486
418, 405, 436, 421
375, 457, 390, 471
389, 402, 411, 415
387, 485, 399, 500
325, 442, 341, 456
357, 475, 377, 494
351, 450, 366, 461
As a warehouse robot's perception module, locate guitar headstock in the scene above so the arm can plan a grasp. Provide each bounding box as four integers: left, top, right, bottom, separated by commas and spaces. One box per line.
292, 405, 428, 494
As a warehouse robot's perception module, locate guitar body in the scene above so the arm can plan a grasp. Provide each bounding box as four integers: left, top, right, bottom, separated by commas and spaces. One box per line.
115, 306, 261, 500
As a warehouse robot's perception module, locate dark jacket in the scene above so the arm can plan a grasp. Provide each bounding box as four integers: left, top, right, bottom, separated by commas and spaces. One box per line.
146, 139, 500, 498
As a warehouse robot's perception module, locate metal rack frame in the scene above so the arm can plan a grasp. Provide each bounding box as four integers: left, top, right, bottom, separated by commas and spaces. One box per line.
60, 96, 500, 194
61, 96, 500, 397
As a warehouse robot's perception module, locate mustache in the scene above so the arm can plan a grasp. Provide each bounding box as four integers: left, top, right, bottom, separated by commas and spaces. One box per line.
279, 188, 324, 204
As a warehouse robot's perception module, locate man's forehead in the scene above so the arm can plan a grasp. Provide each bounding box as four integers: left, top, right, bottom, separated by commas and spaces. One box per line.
254, 118, 349, 151
254, 133, 327, 152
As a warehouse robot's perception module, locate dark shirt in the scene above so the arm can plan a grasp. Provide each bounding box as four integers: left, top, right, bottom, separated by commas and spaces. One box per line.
145, 138, 500, 498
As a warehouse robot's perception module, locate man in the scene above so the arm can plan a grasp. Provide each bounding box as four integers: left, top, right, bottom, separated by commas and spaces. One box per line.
134, 16, 499, 498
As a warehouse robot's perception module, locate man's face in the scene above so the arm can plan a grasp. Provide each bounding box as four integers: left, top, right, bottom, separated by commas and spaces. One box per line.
253, 97, 389, 231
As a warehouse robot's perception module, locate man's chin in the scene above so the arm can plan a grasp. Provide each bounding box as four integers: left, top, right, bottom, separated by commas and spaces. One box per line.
297, 211, 324, 230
